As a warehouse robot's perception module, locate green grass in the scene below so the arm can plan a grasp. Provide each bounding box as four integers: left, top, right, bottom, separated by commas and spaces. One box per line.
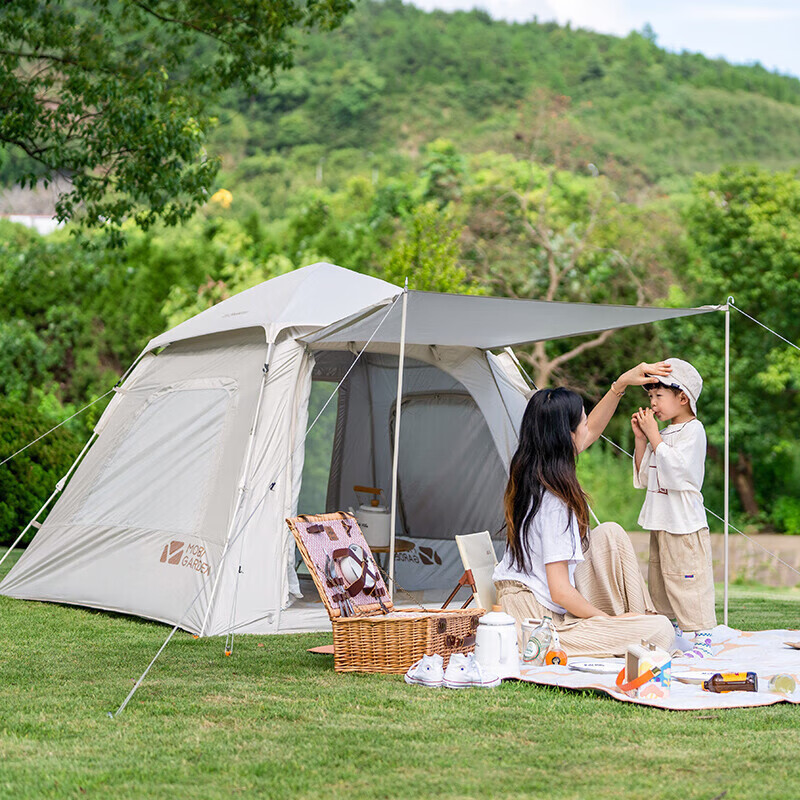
1, 548, 799, 800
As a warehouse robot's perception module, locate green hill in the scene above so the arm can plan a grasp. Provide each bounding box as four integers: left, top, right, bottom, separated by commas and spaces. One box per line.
208, 0, 800, 203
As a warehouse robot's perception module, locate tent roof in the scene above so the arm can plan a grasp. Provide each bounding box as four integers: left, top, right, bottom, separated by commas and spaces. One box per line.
146, 262, 400, 351
304, 291, 722, 350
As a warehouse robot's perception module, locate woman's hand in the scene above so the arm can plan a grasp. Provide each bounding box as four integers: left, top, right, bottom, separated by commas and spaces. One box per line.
585, 361, 671, 450
545, 561, 608, 619
631, 413, 646, 441
617, 361, 672, 389
634, 407, 660, 440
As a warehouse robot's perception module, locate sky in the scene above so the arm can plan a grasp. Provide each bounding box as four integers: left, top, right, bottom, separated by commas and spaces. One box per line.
410, 0, 800, 79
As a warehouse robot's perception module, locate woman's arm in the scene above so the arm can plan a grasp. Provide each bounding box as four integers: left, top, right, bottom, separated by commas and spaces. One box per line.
583, 361, 673, 451
545, 561, 608, 619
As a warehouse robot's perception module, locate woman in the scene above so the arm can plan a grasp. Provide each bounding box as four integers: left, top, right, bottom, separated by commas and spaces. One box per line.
493, 363, 676, 658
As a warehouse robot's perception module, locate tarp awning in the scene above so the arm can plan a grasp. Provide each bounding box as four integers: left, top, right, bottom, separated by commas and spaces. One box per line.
303, 291, 722, 350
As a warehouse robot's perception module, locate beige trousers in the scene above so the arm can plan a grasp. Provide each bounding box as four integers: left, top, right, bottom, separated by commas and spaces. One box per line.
648, 528, 717, 632
495, 522, 675, 658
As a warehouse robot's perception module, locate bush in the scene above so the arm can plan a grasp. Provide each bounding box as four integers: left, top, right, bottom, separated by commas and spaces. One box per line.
0, 398, 81, 546
772, 496, 800, 535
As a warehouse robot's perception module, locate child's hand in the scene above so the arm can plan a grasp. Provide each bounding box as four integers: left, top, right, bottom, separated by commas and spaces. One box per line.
631, 413, 646, 441
634, 407, 660, 440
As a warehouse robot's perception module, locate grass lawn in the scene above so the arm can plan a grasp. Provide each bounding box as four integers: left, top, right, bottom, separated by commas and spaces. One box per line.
1, 548, 799, 800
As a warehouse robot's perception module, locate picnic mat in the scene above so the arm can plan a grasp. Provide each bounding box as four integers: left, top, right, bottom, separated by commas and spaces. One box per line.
517, 625, 800, 710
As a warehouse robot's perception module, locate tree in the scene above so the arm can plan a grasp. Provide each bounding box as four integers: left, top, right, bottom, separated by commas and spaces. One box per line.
381, 202, 483, 294
467, 157, 675, 388
677, 164, 800, 519
0, 0, 354, 239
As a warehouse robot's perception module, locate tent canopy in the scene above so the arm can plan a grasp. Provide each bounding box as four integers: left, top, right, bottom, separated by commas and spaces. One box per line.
145, 261, 720, 354
305, 290, 722, 350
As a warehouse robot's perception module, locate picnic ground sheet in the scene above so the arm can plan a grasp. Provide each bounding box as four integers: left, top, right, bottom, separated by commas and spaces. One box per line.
518, 624, 800, 709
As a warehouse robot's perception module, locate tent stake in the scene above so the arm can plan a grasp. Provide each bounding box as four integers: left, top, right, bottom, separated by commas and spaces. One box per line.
388, 281, 409, 599
724, 298, 732, 626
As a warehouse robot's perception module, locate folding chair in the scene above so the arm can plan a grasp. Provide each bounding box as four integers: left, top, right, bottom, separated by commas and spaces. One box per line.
441, 531, 498, 611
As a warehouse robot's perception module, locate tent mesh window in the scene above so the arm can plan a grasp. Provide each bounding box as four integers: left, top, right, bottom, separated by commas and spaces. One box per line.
74, 387, 233, 534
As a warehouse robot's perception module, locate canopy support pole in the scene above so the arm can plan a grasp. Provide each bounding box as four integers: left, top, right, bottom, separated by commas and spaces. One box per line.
0, 432, 97, 573
723, 298, 732, 626
388, 281, 409, 599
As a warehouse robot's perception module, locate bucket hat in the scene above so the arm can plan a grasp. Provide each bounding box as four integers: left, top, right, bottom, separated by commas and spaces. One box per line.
644, 357, 702, 415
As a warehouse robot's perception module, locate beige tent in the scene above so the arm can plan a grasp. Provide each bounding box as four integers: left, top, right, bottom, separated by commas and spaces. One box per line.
0, 263, 718, 635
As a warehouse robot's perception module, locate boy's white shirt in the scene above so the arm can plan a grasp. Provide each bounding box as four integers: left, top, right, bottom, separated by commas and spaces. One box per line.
633, 418, 708, 534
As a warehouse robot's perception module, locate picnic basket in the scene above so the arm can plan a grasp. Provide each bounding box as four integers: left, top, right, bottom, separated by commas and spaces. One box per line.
287, 511, 483, 673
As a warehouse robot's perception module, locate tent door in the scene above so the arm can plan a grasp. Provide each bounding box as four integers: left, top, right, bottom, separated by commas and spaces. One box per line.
389, 392, 506, 543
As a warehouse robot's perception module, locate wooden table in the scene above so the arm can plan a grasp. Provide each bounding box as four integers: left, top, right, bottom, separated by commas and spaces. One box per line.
370, 538, 414, 571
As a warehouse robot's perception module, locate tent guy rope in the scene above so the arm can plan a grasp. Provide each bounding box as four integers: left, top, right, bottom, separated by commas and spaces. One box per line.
0, 388, 115, 468
730, 300, 800, 353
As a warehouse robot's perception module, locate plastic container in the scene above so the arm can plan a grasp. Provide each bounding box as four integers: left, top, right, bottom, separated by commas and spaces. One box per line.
545, 628, 567, 666
474, 605, 521, 679
619, 640, 672, 700
768, 674, 797, 695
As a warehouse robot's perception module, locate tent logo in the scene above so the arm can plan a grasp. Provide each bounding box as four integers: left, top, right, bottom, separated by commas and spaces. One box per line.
159, 541, 212, 576
160, 540, 184, 565
417, 546, 442, 566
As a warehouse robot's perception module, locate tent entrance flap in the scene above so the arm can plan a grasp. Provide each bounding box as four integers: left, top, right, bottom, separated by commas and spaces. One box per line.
388, 391, 506, 593
388, 392, 506, 541
302, 348, 510, 596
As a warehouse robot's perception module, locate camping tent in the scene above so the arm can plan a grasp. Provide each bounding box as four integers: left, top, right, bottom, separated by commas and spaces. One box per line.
0, 263, 719, 635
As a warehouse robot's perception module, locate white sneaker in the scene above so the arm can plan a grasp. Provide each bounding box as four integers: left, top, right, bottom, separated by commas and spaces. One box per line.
443, 652, 501, 689
404, 653, 444, 687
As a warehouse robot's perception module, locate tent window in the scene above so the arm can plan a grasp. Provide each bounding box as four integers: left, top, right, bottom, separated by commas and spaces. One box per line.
74, 387, 231, 534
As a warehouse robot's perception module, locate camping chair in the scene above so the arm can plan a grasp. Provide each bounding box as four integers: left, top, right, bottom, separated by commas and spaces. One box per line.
441, 531, 498, 611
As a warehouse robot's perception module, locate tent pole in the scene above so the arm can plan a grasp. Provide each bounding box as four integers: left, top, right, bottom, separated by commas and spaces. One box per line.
724, 299, 732, 626
388, 281, 409, 599
0, 432, 97, 573
199, 342, 274, 636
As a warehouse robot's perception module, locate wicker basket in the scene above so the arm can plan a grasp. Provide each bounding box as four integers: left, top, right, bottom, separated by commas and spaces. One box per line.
287, 512, 483, 673
331, 607, 480, 674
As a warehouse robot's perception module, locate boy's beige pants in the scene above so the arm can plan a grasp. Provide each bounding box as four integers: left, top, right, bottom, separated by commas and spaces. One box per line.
495, 522, 676, 658
648, 527, 717, 632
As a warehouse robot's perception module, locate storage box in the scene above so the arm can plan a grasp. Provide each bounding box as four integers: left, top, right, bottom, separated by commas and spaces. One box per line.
287, 511, 482, 673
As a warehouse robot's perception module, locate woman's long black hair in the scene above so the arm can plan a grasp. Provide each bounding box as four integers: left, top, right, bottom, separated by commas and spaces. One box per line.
503, 387, 590, 572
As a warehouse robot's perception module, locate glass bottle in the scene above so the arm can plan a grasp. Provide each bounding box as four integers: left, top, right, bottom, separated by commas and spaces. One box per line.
523, 614, 553, 665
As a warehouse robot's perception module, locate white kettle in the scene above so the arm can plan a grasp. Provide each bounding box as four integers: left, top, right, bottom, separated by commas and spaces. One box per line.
349, 485, 391, 548
474, 605, 521, 680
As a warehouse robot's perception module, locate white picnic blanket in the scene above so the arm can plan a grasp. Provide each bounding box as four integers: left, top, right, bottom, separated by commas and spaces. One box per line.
517, 626, 800, 710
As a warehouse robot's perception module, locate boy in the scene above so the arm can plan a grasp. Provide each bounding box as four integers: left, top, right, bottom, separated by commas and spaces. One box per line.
631, 357, 716, 658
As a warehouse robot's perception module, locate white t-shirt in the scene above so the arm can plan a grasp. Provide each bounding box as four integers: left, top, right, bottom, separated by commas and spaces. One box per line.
633, 418, 708, 534
493, 490, 585, 614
